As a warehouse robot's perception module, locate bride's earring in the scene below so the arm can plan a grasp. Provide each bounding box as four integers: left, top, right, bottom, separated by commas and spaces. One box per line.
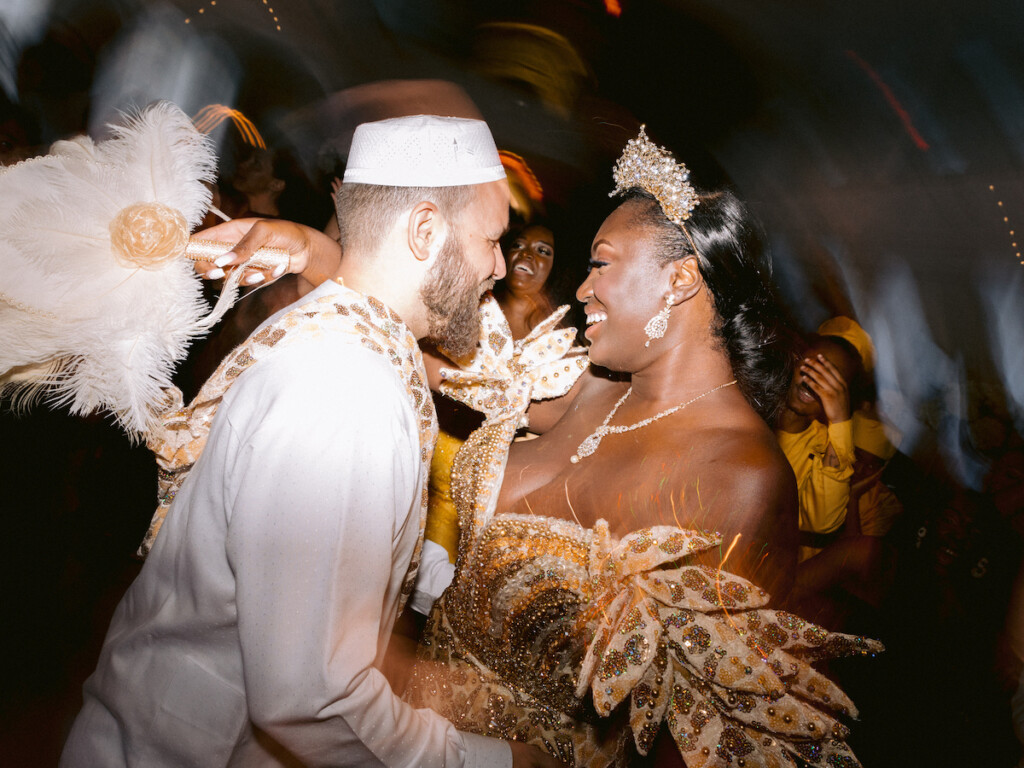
644, 294, 674, 347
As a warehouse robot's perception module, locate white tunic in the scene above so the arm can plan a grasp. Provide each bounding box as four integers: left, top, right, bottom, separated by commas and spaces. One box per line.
60, 280, 509, 767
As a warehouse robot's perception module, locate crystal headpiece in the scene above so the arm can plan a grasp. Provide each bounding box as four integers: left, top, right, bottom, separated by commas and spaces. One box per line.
610, 125, 699, 227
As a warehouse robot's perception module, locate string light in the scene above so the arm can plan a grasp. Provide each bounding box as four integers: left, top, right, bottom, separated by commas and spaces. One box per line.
989, 184, 1022, 265
185, 0, 282, 31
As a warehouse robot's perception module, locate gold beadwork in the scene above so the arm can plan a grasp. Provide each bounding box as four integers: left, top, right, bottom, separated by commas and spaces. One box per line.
185, 238, 290, 272
141, 285, 437, 621
405, 300, 880, 767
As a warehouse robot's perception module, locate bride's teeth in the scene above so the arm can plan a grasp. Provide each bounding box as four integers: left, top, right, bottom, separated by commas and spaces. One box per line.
586, 312, 607, 325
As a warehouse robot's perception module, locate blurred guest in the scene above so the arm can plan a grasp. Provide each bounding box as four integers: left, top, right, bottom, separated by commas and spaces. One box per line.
777, 317, 903, 623
492, 223, 558, 340
196, 180, 227, 232
230, 146, 286, 218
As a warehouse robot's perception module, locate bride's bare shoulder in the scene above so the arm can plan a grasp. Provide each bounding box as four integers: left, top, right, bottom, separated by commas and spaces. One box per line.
684, 417, 796, 517
675, 420, 798, 596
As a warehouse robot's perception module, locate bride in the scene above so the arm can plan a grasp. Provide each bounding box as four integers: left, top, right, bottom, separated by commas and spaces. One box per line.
209, 128, 881, 767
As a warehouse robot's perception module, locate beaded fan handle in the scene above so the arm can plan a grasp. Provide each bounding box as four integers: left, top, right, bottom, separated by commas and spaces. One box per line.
184, 239, 291, 332
185, 238, 290, 272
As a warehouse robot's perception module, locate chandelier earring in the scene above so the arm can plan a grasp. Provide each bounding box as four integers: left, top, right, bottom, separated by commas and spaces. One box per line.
644, 294, 674, 347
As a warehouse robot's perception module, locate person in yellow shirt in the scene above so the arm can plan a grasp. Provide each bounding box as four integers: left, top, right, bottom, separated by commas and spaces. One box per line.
776, 333, 861, 545
776, 317, 903, 622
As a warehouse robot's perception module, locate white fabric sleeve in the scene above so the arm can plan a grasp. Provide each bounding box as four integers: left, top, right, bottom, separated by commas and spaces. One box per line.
463, 733, 512, 768
220, 342, 507, 767
409, 539, 456, 616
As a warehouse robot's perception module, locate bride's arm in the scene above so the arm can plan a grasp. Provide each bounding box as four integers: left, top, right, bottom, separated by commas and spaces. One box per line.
423, 342, 604, 430
525, 366, 621, 435
522, 376, 584, 435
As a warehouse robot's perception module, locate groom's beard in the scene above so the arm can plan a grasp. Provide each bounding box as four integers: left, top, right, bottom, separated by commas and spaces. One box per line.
420, 231, 493, 359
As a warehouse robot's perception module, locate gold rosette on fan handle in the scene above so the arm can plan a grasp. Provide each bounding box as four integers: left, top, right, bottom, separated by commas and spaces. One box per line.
108, 201, 290, 273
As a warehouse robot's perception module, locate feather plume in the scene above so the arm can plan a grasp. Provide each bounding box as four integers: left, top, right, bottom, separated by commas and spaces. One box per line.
0, 101, 218, 439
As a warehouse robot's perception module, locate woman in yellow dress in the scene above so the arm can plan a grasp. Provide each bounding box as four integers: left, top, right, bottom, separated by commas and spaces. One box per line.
424, 221, 562, 565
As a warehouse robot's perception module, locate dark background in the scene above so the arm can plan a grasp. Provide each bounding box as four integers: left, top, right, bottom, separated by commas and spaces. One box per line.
2, 0, 1022, 765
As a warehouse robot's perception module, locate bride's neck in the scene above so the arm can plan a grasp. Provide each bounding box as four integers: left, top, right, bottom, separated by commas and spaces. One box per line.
629, 340, 735, 407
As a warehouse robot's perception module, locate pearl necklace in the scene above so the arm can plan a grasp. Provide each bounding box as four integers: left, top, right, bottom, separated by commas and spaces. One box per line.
569, 380, 738, 464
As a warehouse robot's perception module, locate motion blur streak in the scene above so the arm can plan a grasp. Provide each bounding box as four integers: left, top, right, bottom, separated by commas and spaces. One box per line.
846, 49, 930, 152
193, 104, 266, 148
851, 259, 988, 489
958, 40, 1024, 165
978, 265, 1024, 437
0, 0, 54, 99
88, 6, 239, 141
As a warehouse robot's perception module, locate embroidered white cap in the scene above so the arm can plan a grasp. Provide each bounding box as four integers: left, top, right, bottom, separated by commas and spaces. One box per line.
343, 114, 506, 187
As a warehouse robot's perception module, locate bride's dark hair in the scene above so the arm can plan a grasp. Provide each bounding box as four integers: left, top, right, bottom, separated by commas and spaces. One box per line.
624, 188, 794, 423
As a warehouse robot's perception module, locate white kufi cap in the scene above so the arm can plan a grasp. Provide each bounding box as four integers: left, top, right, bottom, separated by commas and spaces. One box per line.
343, 114, 506, 187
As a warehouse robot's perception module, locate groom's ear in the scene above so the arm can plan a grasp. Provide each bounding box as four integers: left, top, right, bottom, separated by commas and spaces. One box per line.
409, 201, 443, 262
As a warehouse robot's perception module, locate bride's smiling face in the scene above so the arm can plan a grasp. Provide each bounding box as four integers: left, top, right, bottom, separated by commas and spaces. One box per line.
576, 202, 668, 370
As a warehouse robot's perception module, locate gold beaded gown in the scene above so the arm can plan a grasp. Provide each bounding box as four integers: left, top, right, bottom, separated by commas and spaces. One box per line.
405, 299, 882, 768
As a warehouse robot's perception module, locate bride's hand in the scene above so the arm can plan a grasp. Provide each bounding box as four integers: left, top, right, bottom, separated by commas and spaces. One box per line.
192, 218, 342, 287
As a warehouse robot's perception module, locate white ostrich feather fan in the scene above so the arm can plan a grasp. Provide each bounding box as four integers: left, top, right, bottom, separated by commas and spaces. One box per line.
0, 101, 221, 439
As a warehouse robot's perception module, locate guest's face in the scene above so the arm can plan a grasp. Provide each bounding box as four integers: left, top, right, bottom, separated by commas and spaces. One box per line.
233, 149, 280, 196
504, 225, 554, 296
576, 202, 667, 370
784, 338, 858, 419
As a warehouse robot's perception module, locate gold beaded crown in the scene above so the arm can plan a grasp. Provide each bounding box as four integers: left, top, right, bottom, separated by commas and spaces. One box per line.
610, 125, 699, 226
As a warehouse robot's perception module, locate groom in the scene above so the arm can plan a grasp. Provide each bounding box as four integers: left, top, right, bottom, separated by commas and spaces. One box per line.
60, 116, 557, 768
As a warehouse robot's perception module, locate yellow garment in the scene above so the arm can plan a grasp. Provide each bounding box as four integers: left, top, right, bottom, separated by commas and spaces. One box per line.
849, 413, 902, 537
777, 419, 856, 537
849, 412, 902, 537
856, 476, 903, 538
817, 316, 875, 373
424, 430, 464, 564
778, 413, 903, 560
852, 410, 897, 460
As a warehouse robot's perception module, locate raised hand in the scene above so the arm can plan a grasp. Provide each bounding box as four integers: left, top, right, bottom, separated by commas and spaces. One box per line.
799, 353, 851, 424
191, 218, 341, 287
